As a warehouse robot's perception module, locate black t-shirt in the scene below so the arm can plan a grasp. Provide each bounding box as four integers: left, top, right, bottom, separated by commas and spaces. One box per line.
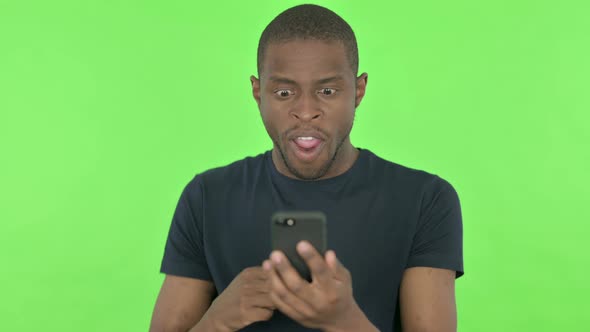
160, 148, 464, 332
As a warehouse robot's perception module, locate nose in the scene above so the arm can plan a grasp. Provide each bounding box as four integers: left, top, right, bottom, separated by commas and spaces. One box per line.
290, 91, 322, 122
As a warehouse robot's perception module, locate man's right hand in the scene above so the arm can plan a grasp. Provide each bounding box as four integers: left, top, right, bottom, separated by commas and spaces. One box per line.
202, 267, 276, 331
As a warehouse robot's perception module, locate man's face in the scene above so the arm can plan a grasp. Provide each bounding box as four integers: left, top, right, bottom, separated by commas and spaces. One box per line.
251, 39, 367, 180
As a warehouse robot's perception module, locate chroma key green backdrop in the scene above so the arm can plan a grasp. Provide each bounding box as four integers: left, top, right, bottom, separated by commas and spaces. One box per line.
1, 0, 588, 331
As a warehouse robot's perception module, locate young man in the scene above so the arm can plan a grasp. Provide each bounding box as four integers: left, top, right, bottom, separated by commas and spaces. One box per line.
150, 4, 463, 332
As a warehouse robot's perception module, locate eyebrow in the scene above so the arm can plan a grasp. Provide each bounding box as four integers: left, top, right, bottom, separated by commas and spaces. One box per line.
267, 76, 298, 85
267, 75, 345, 85
315, 75, 344, 84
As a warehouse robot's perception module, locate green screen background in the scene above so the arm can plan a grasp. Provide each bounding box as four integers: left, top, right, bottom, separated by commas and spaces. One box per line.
1, 0, 588, 330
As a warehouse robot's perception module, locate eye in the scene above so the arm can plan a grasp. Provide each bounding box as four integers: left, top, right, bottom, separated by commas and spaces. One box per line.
319, 88, 337, 96
274, 89, 293, 98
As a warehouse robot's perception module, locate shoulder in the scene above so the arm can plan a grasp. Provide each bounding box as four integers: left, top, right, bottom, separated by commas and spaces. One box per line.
363, 149, 456, 195
185, 151, 268, 193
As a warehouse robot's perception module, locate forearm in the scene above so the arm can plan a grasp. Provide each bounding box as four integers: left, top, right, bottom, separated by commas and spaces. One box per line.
188, 311, 231, 332
323, 304, 380, 332
324, 318, 379, 332
187, 318, 214, 332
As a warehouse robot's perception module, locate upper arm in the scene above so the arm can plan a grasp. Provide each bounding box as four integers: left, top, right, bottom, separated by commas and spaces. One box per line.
149, 275, 216, 332
399, 267, 457, 332
407, 177, 463, 277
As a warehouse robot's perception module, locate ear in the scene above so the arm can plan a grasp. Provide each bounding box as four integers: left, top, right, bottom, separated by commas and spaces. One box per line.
355, 72, 368, 108
250, 75, 261, 108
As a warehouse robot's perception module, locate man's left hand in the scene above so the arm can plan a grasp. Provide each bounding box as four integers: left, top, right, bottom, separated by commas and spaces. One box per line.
262, 241, 366, 331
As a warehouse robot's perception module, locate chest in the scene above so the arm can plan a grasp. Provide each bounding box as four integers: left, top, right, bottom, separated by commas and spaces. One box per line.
202, 189, 418, 298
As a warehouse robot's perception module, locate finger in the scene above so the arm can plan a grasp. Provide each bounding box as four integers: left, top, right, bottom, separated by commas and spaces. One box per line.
244, 307, 274, 326
248, 262, 277, 310
270, 251, 315, 301
269, 291, 303, 323
248, 291, 277, 310
296, 241, 332, 285
241, 268, 271, 294
248, 278, 273, 294
243, 266, 271, 281
325, 250, 349, 280
257, 260, 276, 293
266, 257, 314, 321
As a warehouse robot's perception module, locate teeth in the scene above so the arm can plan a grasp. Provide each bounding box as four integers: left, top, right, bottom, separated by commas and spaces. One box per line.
297, 137, 314, 140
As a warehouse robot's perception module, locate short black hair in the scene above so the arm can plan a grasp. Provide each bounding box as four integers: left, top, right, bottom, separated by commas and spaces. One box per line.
257, 4, 359, 77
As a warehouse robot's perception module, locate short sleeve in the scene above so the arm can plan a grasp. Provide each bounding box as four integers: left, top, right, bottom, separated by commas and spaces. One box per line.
406, 176, 464, 278
160, 176, 212, 280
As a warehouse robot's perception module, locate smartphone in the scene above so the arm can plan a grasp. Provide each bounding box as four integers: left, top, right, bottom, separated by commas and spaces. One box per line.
270, 211, 327, 282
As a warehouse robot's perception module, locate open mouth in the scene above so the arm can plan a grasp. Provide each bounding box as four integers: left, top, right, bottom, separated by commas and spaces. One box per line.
289, 136, 324, 162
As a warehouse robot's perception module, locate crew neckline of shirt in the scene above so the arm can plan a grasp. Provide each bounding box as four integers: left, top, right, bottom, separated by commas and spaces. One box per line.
265, 147, 368, 191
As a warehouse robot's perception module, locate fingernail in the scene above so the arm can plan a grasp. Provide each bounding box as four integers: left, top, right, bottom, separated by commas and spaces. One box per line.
271, 252, 282, 264
298, 241, 311, 252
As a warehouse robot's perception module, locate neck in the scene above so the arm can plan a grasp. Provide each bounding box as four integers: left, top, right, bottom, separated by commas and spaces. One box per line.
326, 141, 359, 178
272, 140, 360, 181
